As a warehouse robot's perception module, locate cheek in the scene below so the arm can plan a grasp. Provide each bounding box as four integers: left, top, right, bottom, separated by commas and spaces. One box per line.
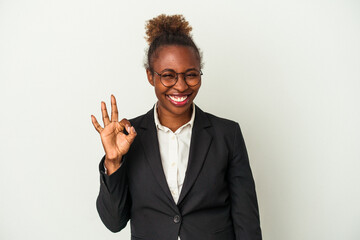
154, 81, 168, 97
192, 84, 201, 95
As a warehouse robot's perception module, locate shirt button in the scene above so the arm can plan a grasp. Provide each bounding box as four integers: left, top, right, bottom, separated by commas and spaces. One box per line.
171, 162, 176, 167
173, 215, 181, 223
171, 135, 175, 140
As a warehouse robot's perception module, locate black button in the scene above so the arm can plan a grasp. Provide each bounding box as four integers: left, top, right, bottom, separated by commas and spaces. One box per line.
173, 215, 181, 223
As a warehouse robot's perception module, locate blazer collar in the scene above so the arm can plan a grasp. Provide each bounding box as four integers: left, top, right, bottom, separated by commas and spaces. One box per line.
153, 103, 196, 133
178, 105, 213, 204
138, 104, 213, 206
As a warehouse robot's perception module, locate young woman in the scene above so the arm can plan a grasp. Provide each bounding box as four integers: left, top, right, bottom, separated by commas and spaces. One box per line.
91, 14, 262, 240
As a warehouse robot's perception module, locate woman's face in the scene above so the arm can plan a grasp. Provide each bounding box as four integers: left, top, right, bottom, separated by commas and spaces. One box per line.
146, 45, 201, 118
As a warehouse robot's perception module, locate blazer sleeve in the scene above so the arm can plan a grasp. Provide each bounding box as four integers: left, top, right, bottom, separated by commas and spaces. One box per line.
96, 155, 131, 232
228, 123, 262, 240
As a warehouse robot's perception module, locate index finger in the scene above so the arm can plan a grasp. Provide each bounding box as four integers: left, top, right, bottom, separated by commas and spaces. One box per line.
111, 94, 118, 122
91, 115, 103, 133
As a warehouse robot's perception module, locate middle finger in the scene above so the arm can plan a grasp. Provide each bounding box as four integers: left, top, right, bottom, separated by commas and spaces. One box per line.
111, 95, 119, 122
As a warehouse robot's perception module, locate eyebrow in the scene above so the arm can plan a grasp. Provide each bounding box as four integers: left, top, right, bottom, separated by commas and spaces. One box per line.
161, 68, 199, 72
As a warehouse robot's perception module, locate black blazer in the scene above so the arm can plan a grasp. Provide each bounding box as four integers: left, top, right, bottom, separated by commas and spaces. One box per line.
96, 105, 262, 240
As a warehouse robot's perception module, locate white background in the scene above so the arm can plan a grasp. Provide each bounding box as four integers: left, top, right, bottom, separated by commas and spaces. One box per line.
0, 0, 359, 239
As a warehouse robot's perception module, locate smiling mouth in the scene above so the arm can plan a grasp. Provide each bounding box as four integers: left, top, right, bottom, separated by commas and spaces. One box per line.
166, 94, 191, 106
168, 95, 188, 102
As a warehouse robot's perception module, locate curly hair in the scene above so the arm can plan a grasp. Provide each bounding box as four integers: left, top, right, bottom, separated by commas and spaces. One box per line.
144, 14, 203, 72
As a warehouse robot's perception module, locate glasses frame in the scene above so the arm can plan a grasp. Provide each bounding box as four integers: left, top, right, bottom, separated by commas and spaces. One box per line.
153, 69, 203, 87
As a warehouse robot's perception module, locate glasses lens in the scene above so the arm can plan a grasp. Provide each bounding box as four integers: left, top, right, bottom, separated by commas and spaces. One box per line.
160, 71, 177, 86
185, 70, 201, 86
158, 69, 202, 87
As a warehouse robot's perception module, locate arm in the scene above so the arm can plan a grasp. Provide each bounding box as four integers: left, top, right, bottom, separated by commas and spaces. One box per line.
228, 123, 262, 240
96, 155, 131, 232
91, 95, 136, 232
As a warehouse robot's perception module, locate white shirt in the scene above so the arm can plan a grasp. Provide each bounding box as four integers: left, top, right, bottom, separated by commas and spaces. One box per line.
153, 103, 195, 204
154, 103, 195, 240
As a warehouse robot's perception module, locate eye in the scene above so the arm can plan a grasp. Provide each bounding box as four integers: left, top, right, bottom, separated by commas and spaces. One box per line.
162, 74, 175, 78
185, 72, 199, 78
161, 72, 175, 79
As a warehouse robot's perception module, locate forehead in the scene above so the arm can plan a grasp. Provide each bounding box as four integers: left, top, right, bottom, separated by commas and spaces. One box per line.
153, 45, 200, 71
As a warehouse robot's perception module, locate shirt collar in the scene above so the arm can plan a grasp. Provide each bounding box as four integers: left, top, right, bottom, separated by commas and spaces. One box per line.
154, 102, 196, 133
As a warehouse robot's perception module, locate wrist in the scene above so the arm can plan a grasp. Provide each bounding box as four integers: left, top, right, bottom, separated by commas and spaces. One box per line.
104, 155, 122, 175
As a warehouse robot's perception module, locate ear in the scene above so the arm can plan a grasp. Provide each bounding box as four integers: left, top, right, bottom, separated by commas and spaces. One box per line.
146, 68, 154, 86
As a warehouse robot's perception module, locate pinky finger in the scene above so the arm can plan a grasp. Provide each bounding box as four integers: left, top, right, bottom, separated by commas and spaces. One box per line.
91, 115, 103, 133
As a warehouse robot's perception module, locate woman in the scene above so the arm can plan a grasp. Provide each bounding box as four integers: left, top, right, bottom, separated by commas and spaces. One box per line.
91, 14, 262, 240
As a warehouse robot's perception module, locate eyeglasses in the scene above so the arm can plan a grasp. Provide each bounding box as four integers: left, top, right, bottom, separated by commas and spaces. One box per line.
153, 69, 203, 87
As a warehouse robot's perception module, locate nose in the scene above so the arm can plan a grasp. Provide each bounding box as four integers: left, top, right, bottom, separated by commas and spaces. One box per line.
173, 73, 189, 91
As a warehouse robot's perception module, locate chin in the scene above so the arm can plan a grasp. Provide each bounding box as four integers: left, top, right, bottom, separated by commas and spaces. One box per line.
159, 97, 194, 115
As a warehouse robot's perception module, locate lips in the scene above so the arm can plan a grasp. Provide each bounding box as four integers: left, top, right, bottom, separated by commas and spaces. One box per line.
166, 94, 191, 106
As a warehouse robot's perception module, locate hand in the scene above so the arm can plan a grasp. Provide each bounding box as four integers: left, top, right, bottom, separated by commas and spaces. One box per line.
91, 95, 137, 174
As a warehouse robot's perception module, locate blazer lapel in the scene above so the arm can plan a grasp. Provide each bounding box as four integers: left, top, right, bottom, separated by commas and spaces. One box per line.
139, 108, 176, 205
178, 105, 213, 205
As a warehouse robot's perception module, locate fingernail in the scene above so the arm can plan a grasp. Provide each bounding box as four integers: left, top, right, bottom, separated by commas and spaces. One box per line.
132, 126, 136, 133
127, 126, 130, 133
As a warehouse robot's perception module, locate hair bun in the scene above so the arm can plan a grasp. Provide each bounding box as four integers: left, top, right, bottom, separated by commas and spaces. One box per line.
145, 14, 193, 45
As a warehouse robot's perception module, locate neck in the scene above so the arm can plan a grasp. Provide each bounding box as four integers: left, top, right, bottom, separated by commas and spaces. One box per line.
157, 104, 193, 132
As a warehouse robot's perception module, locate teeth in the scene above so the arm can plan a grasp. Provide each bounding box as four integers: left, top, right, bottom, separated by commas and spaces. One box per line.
168, 95, 188, 102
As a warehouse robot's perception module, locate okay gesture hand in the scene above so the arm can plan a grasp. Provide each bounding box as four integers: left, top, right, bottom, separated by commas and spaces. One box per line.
91, 95, 137, 175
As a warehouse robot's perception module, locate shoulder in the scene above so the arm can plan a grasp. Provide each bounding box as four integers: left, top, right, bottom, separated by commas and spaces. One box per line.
196, 105, 239, 131
204, 111, 239, 129
206, 112, 242, 142
128, 113, 147, 126
195, 105, 244, 147
127, 107, 154, 130
197, 107, 246, 157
